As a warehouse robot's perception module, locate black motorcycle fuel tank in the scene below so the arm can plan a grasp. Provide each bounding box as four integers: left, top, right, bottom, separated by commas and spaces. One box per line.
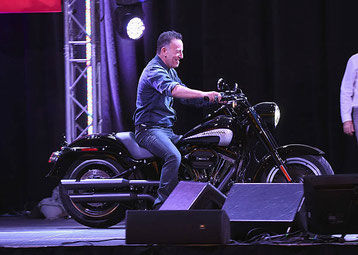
179, 115, 235, 146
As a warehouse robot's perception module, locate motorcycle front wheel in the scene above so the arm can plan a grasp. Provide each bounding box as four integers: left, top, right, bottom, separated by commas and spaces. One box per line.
59, 158, 133, 228
258, 155, 334, 183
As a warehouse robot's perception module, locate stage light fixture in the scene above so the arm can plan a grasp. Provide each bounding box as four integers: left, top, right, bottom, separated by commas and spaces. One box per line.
123, 14, 145, 40
116, 0, 145, 40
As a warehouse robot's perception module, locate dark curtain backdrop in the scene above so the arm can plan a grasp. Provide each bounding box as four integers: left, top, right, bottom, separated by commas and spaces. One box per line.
1, 0, 358, 213
0, 13, 65, 213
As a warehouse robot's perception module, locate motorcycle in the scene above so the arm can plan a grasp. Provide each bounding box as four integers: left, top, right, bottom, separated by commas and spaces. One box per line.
47, 78, 334, 228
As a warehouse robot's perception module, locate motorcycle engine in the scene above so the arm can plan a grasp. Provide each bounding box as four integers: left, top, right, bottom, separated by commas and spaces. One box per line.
189, 149, 217, 170
183, 147, 235, 185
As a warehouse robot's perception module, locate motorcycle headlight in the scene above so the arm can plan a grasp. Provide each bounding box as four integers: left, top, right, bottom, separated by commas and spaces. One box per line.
253, 102, 280, 129
274, 104, 280, 127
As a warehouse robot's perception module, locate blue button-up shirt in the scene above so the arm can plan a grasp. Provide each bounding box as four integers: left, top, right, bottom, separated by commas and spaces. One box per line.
134, 55, 184, 128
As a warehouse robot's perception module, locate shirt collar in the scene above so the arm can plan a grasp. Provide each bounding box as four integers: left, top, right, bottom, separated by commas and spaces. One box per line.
155, 55, 170, 72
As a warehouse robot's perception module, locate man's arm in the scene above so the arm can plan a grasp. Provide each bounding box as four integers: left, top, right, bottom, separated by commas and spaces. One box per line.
340, 56, 356, 123
340, 55, 358, 136
171, 84, 221, 103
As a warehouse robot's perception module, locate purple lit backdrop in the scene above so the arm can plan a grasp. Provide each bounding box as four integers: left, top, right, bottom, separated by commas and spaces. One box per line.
100, 0, 139, 132
1, 0, 358, 213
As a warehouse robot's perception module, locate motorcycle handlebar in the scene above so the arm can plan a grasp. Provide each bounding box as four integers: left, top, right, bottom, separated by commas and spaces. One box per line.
204, 91, 246, 104
220, 94, 234, 102
221, 92, 246, 101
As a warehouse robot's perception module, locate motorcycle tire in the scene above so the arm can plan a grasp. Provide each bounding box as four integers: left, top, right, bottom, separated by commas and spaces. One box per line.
59, 158, 133, 228
258, 155, 334, 183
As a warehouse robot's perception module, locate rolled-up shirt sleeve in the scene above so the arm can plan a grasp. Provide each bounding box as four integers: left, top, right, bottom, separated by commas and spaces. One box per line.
147, 68, 179, 97
340, 56, 358, 123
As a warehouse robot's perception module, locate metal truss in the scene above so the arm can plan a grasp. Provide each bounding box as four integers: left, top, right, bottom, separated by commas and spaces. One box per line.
63, 0, 101, 143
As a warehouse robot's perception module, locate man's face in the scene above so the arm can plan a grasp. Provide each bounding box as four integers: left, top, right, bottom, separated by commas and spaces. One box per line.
163, 39, 184, 68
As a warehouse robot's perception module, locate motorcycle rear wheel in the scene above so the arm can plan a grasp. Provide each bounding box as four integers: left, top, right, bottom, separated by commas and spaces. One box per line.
259, 155, 334, 183
60, 158, 133, 228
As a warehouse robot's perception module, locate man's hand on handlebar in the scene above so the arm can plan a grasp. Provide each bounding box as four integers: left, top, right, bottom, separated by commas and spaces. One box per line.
203, 91, 222, 103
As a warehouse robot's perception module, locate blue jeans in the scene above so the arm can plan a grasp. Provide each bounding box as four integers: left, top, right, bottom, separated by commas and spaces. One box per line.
353, 107, 358, 143
135, 126, 182, 207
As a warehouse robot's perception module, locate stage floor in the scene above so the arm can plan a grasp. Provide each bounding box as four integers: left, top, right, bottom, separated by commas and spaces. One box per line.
1, 216, 358, 255
0, 216, 126, 247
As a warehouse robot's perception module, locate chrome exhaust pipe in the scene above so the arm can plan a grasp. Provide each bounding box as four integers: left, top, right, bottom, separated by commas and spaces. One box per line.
69, 193, 156, 202
61, 178, 160, 189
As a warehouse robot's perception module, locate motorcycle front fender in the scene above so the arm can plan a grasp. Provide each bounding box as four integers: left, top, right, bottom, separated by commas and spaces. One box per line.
258, 143, 325, 166
251, 143, 326, 181
265, 143, 324, 160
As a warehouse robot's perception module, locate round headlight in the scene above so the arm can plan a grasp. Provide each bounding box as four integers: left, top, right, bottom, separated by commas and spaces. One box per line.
253, 102, 280, 130
274, 104, 280, 127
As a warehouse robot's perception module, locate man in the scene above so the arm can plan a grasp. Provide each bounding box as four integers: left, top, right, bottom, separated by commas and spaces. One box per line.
340, 53, 358, 142
134, 31, 221, 208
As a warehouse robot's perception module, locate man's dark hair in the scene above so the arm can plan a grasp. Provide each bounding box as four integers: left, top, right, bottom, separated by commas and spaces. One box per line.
156, 31, 183, 54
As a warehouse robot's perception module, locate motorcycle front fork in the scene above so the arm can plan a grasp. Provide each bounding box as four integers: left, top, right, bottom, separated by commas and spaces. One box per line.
271, 150, 293, 182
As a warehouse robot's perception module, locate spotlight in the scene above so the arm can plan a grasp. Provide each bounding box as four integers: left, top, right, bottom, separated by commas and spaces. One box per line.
123, 14, 145, 40
116, 0, 145, 40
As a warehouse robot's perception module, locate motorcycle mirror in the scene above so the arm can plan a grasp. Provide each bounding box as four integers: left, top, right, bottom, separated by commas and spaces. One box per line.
217, 78, 229, 92
234, 83, 242, 93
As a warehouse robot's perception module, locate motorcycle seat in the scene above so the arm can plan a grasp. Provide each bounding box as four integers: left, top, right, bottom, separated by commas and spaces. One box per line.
115, 132, 154, 160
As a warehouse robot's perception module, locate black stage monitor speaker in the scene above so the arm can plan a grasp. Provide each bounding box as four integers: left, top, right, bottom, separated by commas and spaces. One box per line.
159, 181, 227, 210
125, 210, 231, 244
304, 174, 358, 235
222, 183, 304, 240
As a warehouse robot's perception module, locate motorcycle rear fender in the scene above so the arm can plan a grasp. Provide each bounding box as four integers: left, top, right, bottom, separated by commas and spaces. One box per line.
251, 143, 325, 181
47, 134, 130, 179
